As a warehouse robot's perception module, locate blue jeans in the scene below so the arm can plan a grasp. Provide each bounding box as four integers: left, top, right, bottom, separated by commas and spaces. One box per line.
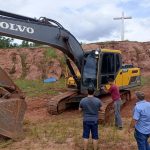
134, 128, 150, 150
83, 121, 98, 139
114, 99, 122, 127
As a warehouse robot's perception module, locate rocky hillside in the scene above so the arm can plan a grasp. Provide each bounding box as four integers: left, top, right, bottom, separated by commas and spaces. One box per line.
0, 41, 150, 80
82, 41, 150, 73
0, 47, 64, 80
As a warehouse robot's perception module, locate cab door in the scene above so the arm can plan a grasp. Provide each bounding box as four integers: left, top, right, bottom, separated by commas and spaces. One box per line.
114, 54, 123, 87
99, 52, 122, 87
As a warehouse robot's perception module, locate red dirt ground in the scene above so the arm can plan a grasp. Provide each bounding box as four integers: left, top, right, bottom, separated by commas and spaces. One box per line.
121, 85, 150, 118
25, 96, 50, 122
2, 84, 150, 150
22, 86, 150, 150
25, 84, 150, 122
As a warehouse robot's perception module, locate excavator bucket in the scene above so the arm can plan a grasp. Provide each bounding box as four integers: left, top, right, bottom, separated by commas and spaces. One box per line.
0, 67, 27, 139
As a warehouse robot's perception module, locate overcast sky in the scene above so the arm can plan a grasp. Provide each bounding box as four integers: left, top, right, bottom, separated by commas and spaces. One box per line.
0, 0, 150, 43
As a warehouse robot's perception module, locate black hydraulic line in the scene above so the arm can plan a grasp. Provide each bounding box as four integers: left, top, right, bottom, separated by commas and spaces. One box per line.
66, 58, 80, 89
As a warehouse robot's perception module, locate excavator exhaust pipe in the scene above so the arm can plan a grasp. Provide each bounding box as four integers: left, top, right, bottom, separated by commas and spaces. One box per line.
0, 67, 27, 139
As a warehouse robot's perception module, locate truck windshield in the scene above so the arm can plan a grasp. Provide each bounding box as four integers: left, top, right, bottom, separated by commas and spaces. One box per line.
82, 52, 98, 88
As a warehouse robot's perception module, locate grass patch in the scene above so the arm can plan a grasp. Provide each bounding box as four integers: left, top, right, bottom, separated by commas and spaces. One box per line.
22, 117, 136, 149
130, 76, 150, 92
44, 47, 66, 67
3, 116, 137, 149
141, 76, 150, 86
20, 53, 27, 78
44, 48, 57, 59
0, 139, 13, 149
15, 77, 66, 97
26, 118, 82, 144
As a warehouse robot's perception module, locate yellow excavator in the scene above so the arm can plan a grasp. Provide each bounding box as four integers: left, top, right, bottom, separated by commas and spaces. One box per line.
0, 10, 141, 139
67, 49, 141, 89
66, 49, 141, 122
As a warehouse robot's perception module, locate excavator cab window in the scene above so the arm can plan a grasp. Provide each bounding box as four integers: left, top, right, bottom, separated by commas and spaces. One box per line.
101, 53, 115, 74
116, 54, 121, 72
82, 51, 98, 89
100, 53, 121, 84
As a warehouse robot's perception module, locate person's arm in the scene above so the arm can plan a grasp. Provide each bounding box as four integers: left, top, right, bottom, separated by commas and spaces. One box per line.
130, 119, 137, 128
99, 100, 103, 111
101, 86, 108, 93
79, 107, 82, 112
128, 119, 137, 133
102, 85, 112, 94
99, 106, 104, 111
128, 106, 140, 133
79, 100, 83, 112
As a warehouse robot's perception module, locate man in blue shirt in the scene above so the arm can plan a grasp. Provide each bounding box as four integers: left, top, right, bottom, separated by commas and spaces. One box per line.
128, 91, 150, 150
79, 87, 102, 150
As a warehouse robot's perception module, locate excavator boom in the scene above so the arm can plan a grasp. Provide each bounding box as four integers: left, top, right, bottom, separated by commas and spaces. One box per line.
0, 10, 84, 71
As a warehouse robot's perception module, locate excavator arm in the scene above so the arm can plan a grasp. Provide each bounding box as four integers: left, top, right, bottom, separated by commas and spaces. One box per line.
0, 10, 84, 71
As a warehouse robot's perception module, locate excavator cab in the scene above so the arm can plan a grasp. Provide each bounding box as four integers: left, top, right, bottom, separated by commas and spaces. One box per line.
81, 49, 122, 91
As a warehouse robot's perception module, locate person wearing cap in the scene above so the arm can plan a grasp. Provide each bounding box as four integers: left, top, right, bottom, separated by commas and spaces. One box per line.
102, 78, 123, 129
79, 87, 102, 150
128, 91, 150, 150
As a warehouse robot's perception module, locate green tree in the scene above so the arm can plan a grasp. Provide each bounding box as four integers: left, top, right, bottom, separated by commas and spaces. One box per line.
21, 40, 30, 47
0, 36, 14, 48
32, 42, 42, 47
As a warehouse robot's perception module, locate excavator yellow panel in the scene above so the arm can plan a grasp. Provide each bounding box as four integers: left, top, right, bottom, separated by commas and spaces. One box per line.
115, 67, 141, 88
101, 49, 121, 54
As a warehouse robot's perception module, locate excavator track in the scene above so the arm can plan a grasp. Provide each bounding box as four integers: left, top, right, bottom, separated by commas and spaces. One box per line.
48, 89, 131, 125
47, 90, 78, 115
99, 90, 131, 124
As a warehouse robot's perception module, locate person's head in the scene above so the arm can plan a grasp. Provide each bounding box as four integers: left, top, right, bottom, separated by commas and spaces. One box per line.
107, 78, 114, 85
87, 87, 94, 95
135, 91, 145, 102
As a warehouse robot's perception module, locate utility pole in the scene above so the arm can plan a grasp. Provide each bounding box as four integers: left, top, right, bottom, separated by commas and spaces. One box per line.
113, 12, 132, 41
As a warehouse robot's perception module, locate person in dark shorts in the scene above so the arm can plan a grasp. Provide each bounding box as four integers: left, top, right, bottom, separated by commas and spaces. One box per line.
79, 87, 102, 150
102, 78, 123, 129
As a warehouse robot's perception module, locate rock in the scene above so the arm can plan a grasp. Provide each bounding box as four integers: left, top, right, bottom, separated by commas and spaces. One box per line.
24, 48, 45, 80
25, 65, 43, 80
0, 47, 62, 80
46, 59, 62, 80
0, 50, 22, 79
